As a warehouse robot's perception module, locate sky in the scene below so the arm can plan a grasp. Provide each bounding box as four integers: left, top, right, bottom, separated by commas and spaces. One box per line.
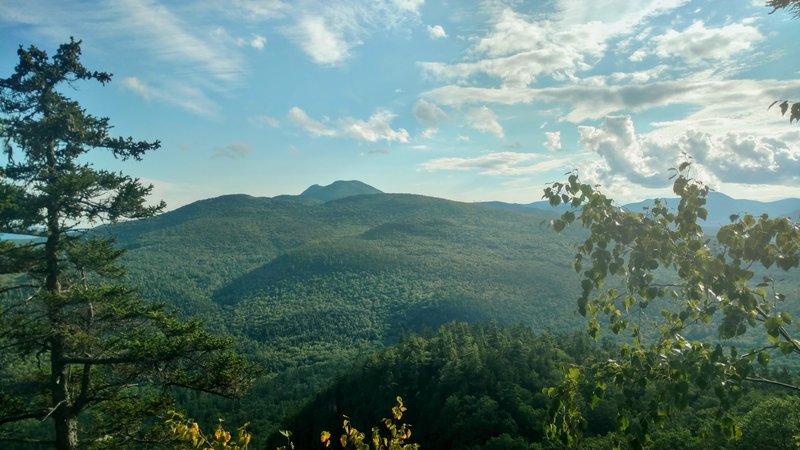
1, 0, 799, 209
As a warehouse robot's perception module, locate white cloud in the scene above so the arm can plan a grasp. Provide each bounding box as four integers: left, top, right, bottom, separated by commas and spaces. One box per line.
579, 116, 664, 187
249, 34, 267, 49
288, 107, 337, 137
466, 106, 504, 139
419, 152, 569, 176
222, 0, 287, 20
342, 110, 410, 143
284, 1, 424, 65
391, 0, 424, 14
121, 77, 152, 100
544, 131, 561, 151
289, 15, 351, 65
414, 99, 448, 126
423, 77, 800, 125
288, 107, 408, 142
427, 24, 446, 39
650, 20, 764, 63
419, 1, 689, 88
578, 115, 800, 189
0, 0, 251, 115
122, 77, 217, 116
421, 128, 438, 139
212, 142, 253, 159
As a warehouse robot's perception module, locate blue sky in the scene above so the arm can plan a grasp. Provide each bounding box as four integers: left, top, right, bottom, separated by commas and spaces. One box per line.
1, 0, 799, 209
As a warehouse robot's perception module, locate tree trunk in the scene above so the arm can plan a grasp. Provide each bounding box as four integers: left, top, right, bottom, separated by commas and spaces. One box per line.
45, 140, 77, 449
51, 336, 77, 450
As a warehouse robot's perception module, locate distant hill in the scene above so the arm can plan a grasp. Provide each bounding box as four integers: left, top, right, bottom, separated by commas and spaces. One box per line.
509, 192, 800, 228
298, 180, 383, 203
83, 184, 800, 441
102, 190, 584, 369
622, 192, 800, 227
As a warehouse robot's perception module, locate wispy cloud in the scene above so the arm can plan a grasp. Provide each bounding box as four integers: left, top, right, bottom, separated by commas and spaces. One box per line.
419, 1, 689, 88
420, 152, 569, 176
212, 142, 253, 159
283, 0, 424, 65
288, 107, 337, 137
249, 115, 281, 128
1, 0, 249, 116
638, 20, 764, 64
121, 77, 218, 117
466, 106, 504, 139
288, 107, 409, 143
414, 99, 448, 127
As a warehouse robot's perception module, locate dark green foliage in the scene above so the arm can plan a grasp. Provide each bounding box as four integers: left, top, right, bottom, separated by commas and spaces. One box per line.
736, 396, 800, 449
272, 323, 591, 449
98, 192, 586, 442
106, 192, 583, 365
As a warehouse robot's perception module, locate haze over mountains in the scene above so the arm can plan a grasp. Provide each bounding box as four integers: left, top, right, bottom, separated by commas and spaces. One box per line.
491, 190, 800, 227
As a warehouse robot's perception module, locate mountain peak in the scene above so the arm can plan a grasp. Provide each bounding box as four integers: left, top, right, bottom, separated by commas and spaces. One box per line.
299, 180, 383, 203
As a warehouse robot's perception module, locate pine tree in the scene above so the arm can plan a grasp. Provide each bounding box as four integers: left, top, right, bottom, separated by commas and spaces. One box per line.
0, 39, 257, 449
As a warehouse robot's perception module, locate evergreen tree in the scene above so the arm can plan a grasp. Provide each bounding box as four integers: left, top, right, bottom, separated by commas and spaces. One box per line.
0, 39, 257, 449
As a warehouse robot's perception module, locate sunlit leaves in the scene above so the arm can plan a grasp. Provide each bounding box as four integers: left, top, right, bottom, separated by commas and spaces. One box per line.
541, 163, 800, 447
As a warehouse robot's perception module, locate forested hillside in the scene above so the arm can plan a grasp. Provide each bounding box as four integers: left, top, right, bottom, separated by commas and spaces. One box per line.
89, 184, 589, 438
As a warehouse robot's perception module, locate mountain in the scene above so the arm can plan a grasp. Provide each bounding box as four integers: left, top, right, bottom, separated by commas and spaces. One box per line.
515, 191, 800, 228
622, 192, 800, 227
298, 180, 383, 203
102, 190, 585, 367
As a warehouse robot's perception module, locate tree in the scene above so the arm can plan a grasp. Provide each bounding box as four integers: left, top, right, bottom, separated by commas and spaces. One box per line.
543, 164, 799, 448
767, 0, 800, 16
0, 39, 257, 449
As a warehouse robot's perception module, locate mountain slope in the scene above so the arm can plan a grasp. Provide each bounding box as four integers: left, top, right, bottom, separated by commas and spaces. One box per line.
299, 180, 383, 203
516, 192, 800, 227
104, 191, 584, 368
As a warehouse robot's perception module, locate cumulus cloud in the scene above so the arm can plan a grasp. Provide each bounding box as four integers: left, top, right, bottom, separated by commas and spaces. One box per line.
466, 106, 504, 139
647, 20, 764, 64
414, 99, 448, 126
427, 24, 446, 39
419, 152, 569, 175
578, 115, 800, 189
544, 131, 561, 151
288, 106, 337, 136
579, 116, 665, 187
342, 110, 410, 143
249, 34, 267, 49
212, 142, 252, 159
288, 107, 408, 143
